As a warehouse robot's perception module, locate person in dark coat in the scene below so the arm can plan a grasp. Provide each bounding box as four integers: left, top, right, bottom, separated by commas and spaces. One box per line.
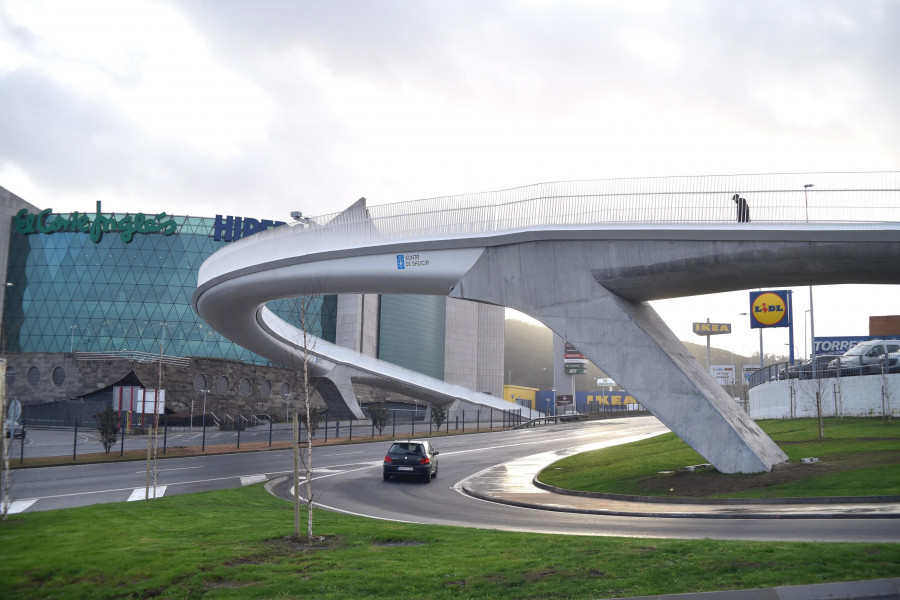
733, 194, 750, 222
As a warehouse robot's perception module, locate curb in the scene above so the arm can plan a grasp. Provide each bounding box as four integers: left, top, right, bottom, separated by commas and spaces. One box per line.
461, 483, 900, 520
531, 478, 900, 506
599, 577, 900, 600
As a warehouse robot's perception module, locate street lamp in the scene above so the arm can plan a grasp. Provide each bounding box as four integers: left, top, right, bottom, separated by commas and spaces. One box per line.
804, 309, 811, 359
1, 282, 12, 354
803, 184, 814, 222
201, 389, 210, 451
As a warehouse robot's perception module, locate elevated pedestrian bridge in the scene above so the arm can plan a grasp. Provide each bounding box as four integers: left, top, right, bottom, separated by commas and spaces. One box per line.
193, 172, 900, 473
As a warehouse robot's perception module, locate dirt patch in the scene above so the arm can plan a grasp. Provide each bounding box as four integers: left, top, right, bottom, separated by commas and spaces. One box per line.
373, 539, 425, 547
522, 567, 557, 581
636, 452, 900, 498
264, 534, 341, 553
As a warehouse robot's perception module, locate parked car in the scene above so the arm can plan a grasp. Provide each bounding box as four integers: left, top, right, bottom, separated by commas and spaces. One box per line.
4, 422, 25, 439
383, 439, 439, 483
827, 340, 900, 376
779, 355, 840, 380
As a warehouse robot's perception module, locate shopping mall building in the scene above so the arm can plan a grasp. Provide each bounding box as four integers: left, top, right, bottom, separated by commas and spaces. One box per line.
0, 185, 504, 425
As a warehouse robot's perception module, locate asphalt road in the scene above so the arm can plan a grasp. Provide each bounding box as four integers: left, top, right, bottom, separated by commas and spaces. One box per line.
7, 417, 900, 543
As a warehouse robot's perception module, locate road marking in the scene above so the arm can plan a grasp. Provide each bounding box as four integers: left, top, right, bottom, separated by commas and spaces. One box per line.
6, 499, 37, 514
240, 475, 268, 486
128, 486, 167, 501
133, 466, 203, 474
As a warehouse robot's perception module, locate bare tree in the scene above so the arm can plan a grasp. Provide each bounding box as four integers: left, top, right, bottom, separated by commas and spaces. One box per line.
95, 407, 119, 453
431, 404, 447, 430
285, 294, 324, 540
369, 403, 390, 435
880, 357, 893, 426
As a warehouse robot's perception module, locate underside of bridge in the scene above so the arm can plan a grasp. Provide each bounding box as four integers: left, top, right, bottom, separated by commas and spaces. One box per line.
451, 237, 900, 473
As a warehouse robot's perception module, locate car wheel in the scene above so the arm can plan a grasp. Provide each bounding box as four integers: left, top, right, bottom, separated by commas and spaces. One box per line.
431, 467, 438, 479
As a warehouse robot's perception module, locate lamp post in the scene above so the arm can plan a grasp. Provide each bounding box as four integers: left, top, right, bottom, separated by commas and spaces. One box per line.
1, 283, 12, 355
804, 309, 811, 359
201, 389, 210, 451
803, 183, 814, 222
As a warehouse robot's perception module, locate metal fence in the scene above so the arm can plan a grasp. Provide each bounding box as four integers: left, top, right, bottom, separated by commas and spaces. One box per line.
750, 356, 900, 388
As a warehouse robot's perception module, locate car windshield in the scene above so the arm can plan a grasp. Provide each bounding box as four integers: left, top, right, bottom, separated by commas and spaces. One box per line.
843, 345, 871, 357
389, 443, 425, 455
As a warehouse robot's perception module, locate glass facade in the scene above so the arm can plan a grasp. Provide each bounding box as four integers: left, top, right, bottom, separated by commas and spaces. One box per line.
378, 294, 446, 380
2, 211, 336, 363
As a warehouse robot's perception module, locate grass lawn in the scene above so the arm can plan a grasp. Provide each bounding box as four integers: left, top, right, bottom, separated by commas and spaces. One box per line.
537, 417, 900, 498
1, 484, 898, 600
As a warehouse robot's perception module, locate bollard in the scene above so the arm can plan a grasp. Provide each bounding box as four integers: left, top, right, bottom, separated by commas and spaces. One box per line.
462, 410, 465, 433
411, 412, 415, 438
335, 420, 340, 438
349, 419, 353, 441
324, 413, 329, 442
455, 415, 459, 431
237, 415, 242, 449
163, 418, 168, 455
269, 418, 273, 447
120, 414, 126, 456
202, 412, 207, 452
72, 419, 78, 461
371, 419, 375, 439
477, 409, 480, 431
392, 411, 396, 437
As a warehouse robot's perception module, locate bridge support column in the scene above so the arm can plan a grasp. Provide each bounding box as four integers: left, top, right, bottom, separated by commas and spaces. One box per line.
451, 242, 787, 473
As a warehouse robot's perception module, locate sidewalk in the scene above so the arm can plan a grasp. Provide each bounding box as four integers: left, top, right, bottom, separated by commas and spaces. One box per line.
460, 445, 900, 519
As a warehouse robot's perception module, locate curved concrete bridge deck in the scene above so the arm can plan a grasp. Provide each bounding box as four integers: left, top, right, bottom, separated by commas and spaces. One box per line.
193, 173, 900, 473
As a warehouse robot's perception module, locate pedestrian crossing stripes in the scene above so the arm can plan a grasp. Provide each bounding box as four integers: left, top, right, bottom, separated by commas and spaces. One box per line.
6, 499, 37, 514
240, 475, 268, 486
128, 486, 167, 501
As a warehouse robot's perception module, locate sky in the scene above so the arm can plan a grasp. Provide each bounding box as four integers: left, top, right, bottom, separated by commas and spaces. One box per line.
1, 0, 898, 357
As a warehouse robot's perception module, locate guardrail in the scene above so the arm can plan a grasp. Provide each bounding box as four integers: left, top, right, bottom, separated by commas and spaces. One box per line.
75, 351, 191, 367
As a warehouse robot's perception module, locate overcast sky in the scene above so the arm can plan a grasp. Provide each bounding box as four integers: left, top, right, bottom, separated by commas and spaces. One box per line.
1, 1, 898, 358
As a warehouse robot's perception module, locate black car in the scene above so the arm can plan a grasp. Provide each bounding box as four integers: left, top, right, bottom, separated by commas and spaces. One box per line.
383, 440, 439, 483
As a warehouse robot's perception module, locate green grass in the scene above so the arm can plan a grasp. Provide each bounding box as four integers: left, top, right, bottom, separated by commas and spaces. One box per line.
537, 417, 900, 498
0, 484, 898, 599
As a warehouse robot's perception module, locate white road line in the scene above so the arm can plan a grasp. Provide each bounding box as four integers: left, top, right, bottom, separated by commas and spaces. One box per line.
128, 486, 167, 501
240, 475, 268, 486
133, 466, 203, 474
6, 499, 38, 514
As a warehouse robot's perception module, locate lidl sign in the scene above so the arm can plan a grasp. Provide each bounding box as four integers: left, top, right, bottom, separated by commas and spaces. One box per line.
749, 290, 791, 329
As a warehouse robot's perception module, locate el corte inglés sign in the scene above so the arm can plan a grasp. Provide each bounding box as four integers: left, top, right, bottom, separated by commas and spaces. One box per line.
14, 201, 177, 243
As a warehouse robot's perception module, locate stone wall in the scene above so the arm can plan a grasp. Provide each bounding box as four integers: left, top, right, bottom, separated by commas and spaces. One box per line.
2, 352, 330, 419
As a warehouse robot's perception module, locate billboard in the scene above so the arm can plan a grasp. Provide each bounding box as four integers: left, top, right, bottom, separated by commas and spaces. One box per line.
710, 364, 736, 385
749, 290, 792, 329
813, 335, 900, 356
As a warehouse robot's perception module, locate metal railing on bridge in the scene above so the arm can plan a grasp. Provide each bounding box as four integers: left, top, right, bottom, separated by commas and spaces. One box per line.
281, 172, 900, 256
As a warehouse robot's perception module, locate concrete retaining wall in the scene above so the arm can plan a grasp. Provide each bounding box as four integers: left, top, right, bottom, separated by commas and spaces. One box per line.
749, 373, 900, 419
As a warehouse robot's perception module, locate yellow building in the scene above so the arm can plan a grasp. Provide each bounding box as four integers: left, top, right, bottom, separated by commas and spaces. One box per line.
503, 385, 538, 410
